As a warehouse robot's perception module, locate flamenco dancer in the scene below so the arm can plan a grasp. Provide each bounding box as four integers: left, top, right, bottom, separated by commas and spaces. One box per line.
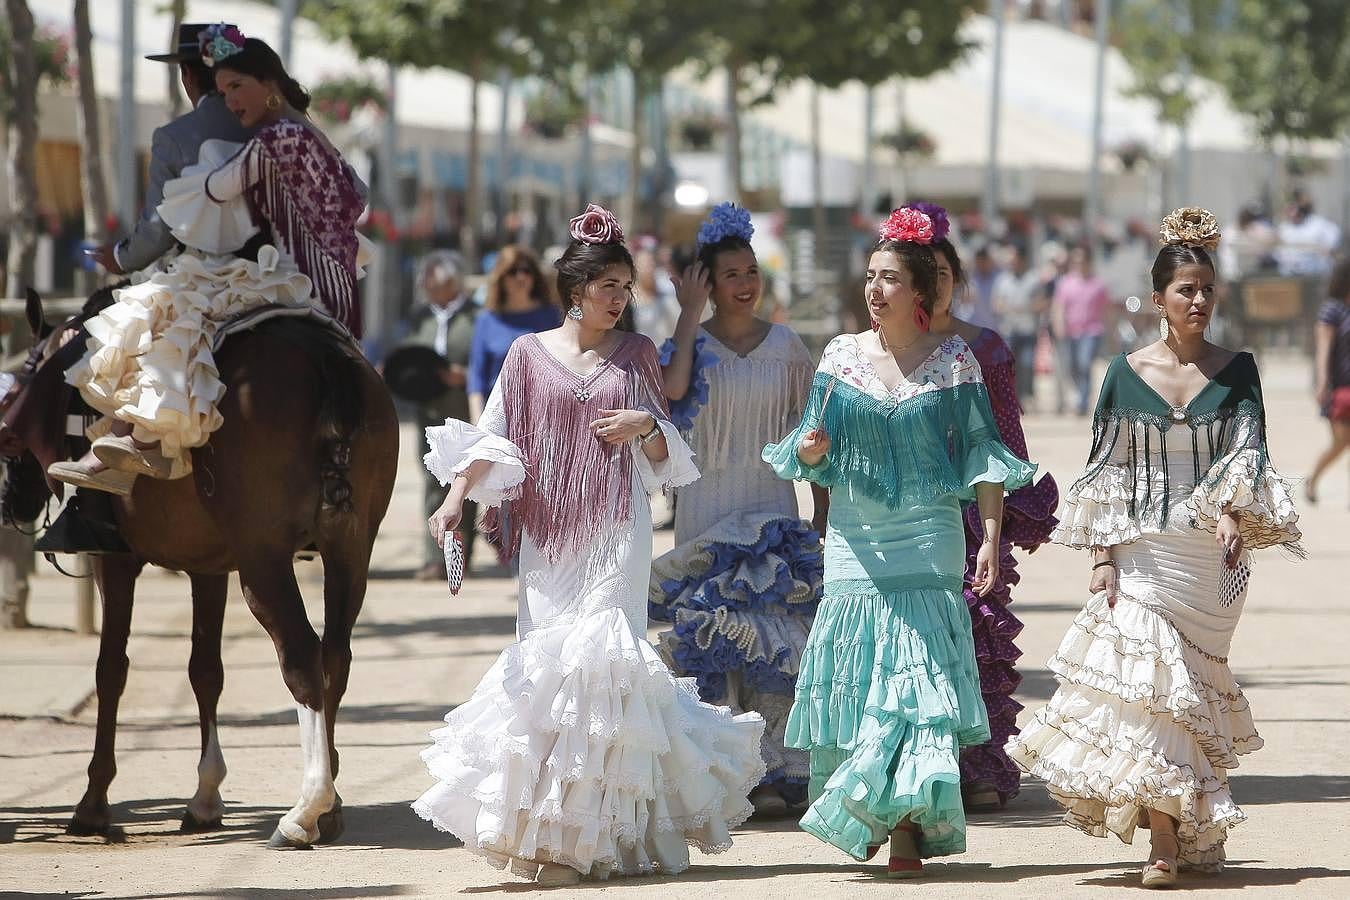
1007, 208, 1302, 888
412, 204, 766, 887
908, 202, 1060, 810
764, 207, 1035, 877
650, 202, 824, 815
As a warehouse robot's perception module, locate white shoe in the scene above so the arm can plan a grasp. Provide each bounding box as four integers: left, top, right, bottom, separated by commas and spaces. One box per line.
47, 460, 137, 496
535, 863, 581, 887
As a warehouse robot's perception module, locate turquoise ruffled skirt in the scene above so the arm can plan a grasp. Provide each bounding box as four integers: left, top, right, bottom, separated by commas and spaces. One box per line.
786, 571, 990, 859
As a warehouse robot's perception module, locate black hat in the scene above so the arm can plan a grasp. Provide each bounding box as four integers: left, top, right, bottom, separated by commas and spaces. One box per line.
382, 346, 450, 403
146, 23, 232, 63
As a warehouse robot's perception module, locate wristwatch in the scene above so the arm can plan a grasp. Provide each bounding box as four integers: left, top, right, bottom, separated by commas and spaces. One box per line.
639, 416, 662, 444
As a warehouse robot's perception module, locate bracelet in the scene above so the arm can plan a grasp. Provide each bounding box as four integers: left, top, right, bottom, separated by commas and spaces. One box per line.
1092, 560, 1117, 570
639, 417, 662, 444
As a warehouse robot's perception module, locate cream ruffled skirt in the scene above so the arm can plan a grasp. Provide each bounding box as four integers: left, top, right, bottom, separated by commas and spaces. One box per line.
1006, 526, 1261, 871
66, 246, 316, 467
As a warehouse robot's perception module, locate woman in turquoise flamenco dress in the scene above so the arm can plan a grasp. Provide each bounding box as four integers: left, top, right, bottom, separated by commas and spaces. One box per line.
763, 208, 1036, 877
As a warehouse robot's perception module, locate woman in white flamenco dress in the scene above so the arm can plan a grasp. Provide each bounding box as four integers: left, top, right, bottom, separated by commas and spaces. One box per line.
412, 210, 766, 887
1006, 215, 1301, 888
52, 118, 370, 493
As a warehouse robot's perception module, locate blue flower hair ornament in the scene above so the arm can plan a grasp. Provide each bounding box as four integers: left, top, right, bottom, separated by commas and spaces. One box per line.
696, 202, 754, 247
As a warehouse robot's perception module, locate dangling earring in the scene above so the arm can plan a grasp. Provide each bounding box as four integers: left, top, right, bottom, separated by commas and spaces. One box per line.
1159, 312, 1170, 340
871, 318, 881, 332
567, 304, 583, 321
913, 304, 931, 333
265, 94, 282, 111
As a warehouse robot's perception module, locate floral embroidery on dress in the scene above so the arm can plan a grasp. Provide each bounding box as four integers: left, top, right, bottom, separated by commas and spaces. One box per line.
816, 334, 984, 401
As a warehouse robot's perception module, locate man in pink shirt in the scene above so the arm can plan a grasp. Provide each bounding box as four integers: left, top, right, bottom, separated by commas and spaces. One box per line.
1052, 245, 1111, 415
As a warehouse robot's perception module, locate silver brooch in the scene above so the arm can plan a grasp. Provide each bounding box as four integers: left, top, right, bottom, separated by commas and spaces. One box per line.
573, 386, 592, 403
1170, 406, 1188, 423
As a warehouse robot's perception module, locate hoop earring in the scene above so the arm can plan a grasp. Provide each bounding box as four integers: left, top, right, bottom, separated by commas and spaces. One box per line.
1159, 313, 1170, 340
266, 94, 282, 111
566, 305, 583, 321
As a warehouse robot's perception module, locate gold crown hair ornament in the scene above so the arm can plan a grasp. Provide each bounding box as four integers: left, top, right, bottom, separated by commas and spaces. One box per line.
1159, 207, 1221, 252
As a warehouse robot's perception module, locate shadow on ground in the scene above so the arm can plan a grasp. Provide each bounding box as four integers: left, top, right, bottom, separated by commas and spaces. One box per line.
0, 799, 459, 853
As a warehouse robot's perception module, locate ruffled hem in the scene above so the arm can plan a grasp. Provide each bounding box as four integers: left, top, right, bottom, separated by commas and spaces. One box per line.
66, 246, 316, 460
997, 472, 1061, 549
787, 585, 989, 751
658, 334, 718, 432
1006, 587, 1262, 867
659, 608, 813, 701
412, 606, 766, 879
423, 419, 527, 504
1189, 448, 1302, 551
1052, 463, 1143, 548
158, 139, 258, 255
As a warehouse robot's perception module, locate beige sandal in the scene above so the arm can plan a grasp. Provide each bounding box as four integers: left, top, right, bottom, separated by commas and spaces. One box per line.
1142, 832, 1180, 889
535, 862, 581, 887
92, 434, 173, 479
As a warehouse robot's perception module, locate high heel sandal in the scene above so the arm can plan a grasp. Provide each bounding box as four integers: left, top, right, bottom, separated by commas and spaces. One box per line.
886, 822, 925, 878
1142, 832, 1180, 889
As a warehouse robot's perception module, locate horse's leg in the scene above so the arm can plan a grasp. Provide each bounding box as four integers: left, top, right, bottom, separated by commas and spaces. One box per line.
312, 526, 373, 845
181, 572, 229, 832
67, 555, 143, 836
236, 553, 334, 850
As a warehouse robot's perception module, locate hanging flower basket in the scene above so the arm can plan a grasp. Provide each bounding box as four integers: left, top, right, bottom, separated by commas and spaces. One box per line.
0, 23, 72, 122
310, 75, 388, 124
880, 123, 936, 160
678, 112, 725, 151
1113, 138, 1151, 171
524, 88, 584, 140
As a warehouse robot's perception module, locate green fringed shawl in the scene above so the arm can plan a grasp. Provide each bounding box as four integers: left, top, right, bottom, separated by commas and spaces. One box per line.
762, 372, 1035, 509
1075, 352, 1268, 529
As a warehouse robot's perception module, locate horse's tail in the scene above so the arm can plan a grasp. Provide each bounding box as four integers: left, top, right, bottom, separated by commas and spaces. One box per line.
313, 340, 365, 516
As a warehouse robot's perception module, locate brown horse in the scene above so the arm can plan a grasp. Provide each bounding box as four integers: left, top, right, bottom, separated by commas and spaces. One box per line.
0, 289, 398, 849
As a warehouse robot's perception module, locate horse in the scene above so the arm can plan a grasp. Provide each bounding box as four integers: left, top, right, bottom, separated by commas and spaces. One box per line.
0, 288, 399, 849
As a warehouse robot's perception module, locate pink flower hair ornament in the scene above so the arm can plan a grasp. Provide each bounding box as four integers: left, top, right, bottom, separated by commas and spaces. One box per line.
903, 201, 950, 243
569, 203, 625, 246
878, 207, 935, 246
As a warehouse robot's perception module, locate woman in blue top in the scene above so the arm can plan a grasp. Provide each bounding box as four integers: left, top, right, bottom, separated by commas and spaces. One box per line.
467, 245, 561, 421
763, 208, 1035, 878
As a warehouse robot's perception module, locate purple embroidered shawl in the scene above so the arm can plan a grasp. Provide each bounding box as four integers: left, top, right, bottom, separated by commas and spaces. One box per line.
496, 332, 670, 562
244, 120, 365, 337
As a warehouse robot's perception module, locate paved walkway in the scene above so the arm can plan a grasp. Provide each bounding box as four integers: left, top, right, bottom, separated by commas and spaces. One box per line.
2, 354, 1348, 899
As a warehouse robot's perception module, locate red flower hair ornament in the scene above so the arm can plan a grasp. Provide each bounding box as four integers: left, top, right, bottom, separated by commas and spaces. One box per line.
878, 207, 935, 245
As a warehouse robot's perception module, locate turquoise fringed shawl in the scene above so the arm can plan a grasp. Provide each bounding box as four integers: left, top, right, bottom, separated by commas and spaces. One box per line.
763, 372, 1035, 509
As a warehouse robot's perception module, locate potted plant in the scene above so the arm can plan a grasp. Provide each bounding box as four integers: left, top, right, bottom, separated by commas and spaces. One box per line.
880, 122, 936, 160
310, 75, 388, 124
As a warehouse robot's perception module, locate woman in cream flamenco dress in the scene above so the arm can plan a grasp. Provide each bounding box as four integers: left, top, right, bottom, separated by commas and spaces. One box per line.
50, 46, 369, 495
1006, 209, 1302, 888
412, 205, 766, 888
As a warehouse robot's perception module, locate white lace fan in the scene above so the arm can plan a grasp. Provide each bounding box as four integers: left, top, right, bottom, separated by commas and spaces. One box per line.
443, 531, 466, 596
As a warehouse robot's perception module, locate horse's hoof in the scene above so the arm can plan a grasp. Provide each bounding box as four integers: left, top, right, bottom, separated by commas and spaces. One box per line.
267, 827, 314, 850
316, 796, 344, 845
180, 811, 224, 833
65, 815, 111, 837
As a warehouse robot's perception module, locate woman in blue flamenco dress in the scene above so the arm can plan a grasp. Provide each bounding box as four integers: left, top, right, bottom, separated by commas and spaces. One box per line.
763, 207, 1036, 877
650, 203, 825, 815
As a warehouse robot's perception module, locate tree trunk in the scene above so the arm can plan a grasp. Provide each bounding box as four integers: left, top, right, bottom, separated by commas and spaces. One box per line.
74, 0, 111, 294
623, 71, 644, 232
4, 0, 40, 316
462, 60, 482, 272
724, 65, 743, 203
166, 0, 185, 117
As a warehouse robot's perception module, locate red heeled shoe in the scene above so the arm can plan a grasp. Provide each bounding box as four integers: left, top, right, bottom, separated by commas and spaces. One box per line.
886, 822, 925, 878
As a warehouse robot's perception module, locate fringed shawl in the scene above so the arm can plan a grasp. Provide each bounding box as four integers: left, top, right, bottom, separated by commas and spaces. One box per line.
243, 121, 365, 337
764, 335, 1035, 509
498, 332, 670, 561
1074, 352, 1268, 530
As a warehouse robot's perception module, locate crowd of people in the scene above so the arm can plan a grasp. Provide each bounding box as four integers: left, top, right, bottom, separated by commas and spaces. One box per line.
2, 14, 1346, 897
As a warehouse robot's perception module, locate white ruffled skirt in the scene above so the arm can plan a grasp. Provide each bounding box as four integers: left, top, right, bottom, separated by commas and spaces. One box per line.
411, 602, 766, 879
1006, 525, 1261, 871
66, 246, 316, 467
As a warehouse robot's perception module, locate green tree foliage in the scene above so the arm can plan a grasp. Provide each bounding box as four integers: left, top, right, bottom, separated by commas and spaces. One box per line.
1117, 0, 1350, 143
